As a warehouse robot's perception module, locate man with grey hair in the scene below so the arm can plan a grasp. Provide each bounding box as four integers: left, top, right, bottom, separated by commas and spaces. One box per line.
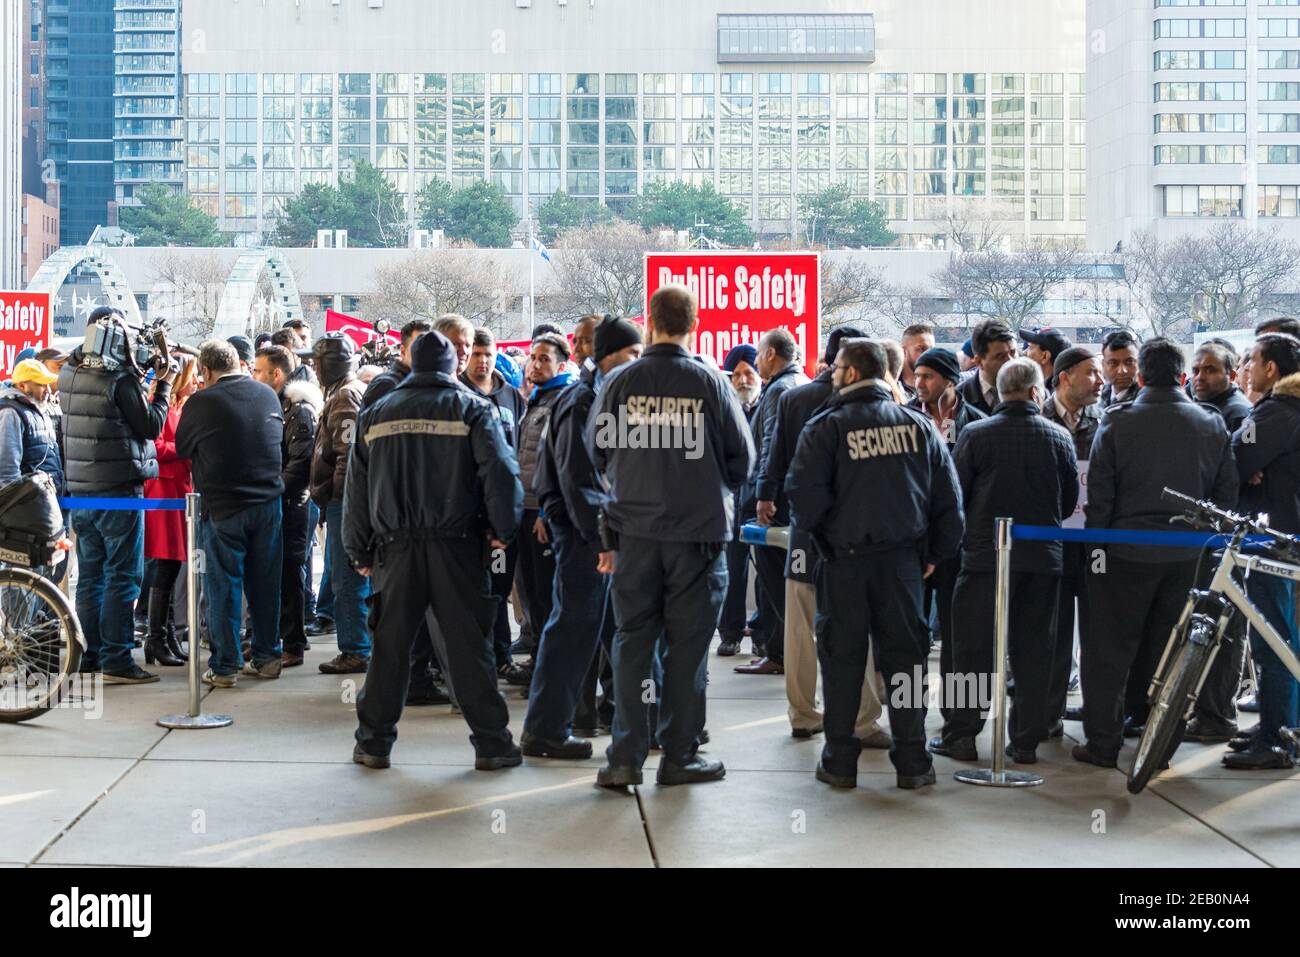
177, 339, 287, 687
930, 356, 1079, 764
742, 326, 808, 676
435, 314, 475, 378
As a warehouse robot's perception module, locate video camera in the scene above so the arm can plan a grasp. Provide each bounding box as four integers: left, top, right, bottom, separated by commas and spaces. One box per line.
360, 317, 398, 368
81, 308, 196, 377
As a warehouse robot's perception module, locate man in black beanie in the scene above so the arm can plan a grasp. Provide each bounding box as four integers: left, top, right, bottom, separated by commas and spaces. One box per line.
523, 316, 643, 757
347, 331, 525, 769
907, 347, 986, 725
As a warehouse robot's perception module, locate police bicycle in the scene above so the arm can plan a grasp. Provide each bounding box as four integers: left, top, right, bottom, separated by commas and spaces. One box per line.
0, 473, 83, 724
1127, 488, 1300, 794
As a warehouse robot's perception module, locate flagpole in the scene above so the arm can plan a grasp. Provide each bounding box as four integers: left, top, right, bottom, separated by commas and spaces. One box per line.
528, 217, 536, 329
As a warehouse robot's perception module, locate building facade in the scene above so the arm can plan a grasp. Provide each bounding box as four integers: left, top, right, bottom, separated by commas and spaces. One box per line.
179, 0, 1087, 248
22, 186, 60, 285
1089, 0, 1300, 249
113, 0, 182, 211
44, 0, 115, 246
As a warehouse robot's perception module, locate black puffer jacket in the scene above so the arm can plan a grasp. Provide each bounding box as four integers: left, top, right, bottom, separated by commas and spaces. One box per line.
281, 378, 322, 506
534, 367, 603, 545
517, 380, 568, 511
360, 360, 409, 412
58, 350, 169, 496
342, 370, 523, 566
762, 369, 834, 584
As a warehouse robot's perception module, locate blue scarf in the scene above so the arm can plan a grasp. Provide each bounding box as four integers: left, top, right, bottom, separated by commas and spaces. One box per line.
530, 370, 576, 402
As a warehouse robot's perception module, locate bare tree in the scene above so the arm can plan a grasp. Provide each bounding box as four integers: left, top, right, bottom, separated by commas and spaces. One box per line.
147, 250, 230, 343
819, 256, 894, 333
942, 200, 1008, 253
933, 241, 1081, 333
544, 220, 665, 321
367, 250, 519, 337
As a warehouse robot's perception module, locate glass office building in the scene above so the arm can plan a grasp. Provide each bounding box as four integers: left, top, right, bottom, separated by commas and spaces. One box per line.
44, 0, 115, 246
114, 0, 183, 210
180, 0, 1088, 246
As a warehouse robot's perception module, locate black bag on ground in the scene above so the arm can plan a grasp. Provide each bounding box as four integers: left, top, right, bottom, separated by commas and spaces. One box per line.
0, 472, 64, 567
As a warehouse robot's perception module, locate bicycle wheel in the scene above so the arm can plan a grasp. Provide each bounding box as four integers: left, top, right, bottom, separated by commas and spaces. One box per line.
0, 567, 83, 723
1127, 619, 1216, 795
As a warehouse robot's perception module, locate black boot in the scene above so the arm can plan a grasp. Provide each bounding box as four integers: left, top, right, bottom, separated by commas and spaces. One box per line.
164, 615, 187, 664
143, 588, 185, 667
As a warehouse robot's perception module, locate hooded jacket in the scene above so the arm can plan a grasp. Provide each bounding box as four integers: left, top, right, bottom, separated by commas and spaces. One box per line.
1233, 372, 1300, 533
281, 378, 323, 506
311, 374, 365, 507
462, 369, 526, 450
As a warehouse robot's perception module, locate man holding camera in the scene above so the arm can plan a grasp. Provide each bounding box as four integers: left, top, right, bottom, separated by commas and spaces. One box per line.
59, 306, 176, 683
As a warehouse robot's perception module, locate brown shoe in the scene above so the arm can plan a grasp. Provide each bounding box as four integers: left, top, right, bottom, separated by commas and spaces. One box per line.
319, 652, 370, 675
734, 657, 784, 675
282, 651, 305, 669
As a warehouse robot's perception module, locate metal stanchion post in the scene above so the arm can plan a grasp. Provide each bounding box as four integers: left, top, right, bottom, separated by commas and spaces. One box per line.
158, 493, 232, 730
955, 517, 1043, 788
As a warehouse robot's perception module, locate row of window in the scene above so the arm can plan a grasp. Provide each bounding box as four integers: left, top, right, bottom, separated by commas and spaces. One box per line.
1153, 17, 1300, 38
1153, 112, 1300, 132
1165, 183, 1300, 217
1153, 81, 1300, 101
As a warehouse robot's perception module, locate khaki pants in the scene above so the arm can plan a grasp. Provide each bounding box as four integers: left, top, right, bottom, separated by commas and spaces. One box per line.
785, 577, 886, 737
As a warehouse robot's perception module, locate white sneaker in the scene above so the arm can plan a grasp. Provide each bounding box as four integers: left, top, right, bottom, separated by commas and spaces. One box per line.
241, 658, 283, 679
202, 669, 238, 689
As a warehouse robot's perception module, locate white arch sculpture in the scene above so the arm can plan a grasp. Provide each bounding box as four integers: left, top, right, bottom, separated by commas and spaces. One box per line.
26, 244, 143, 327
212, 247, 304, 339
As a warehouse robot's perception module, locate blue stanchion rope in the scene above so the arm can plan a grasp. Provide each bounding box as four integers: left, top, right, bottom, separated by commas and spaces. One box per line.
59, 497, 187, 512
1012, 524, 1272, 549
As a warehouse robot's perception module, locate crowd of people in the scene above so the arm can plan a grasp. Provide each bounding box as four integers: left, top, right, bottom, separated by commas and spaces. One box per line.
14, 292, 1300, 791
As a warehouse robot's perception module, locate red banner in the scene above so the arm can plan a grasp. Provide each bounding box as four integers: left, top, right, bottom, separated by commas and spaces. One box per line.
644, 252, 820, 376
0, 291, 52, 377
324, 309, 400, 351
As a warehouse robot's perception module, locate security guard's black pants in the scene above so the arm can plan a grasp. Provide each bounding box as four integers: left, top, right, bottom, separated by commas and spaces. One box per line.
815, 548, 931, 779
1045, 548, 1089, 726
355, 539, 514, 759
925, 556, 959, 721
574, 589, 616, 731
1082, 556, 1198, 759
718, 537, 750, 641
607, 536, 726, 770
944, 570, 1059, 753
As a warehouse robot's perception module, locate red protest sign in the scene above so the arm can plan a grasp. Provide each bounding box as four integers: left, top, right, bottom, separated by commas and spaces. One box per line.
644, 252, 820, 376
0, 291, 52, 377
325, 309, 400, 351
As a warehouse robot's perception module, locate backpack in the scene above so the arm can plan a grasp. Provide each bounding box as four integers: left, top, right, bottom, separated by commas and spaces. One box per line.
0, 471, 64, 567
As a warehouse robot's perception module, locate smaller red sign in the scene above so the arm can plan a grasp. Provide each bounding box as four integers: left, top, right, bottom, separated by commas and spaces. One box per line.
0, 291, 52, 377
325, 309, 400, 351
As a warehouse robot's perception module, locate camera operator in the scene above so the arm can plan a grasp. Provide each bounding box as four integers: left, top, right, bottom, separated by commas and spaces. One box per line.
59, 306, 177, 684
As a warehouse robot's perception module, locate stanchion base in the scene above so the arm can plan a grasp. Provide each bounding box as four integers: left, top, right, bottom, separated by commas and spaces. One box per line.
156, 713, 233, 730
954, 768, 1045, 787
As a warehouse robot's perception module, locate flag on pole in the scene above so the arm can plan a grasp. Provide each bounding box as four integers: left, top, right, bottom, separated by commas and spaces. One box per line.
531, 236, 552, 263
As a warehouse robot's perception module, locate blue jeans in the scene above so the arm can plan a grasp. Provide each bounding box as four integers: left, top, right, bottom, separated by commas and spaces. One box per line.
524, 521, 612, 741
304, 499, 320, 618
316, 517, 335, 621
72, 506, 144, 673
201, 500, 284, 675
326, 499, 370, 656
1247, 572, 1299, 749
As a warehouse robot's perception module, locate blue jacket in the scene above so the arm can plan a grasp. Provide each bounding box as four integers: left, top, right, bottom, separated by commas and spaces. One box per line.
0, 384, 63, 492
787, 380, 964, 565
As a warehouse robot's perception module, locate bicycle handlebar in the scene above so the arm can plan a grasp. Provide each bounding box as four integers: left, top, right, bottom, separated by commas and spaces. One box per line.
1160, 487, 1300, 559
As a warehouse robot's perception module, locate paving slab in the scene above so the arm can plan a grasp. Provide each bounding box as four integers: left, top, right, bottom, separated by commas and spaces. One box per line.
1148, 777, 1300, 867
38, 759, 652, 868
0, 756, 137, 864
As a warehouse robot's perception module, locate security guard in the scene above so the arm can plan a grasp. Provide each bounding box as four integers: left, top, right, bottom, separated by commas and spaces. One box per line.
787, 338, 964, 790
345, 331, 524, 770
587, 285, 754, 788
524, 316, 643, 759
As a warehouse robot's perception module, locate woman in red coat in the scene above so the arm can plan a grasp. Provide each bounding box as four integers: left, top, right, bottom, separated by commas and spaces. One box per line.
143, 356, 198, 666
